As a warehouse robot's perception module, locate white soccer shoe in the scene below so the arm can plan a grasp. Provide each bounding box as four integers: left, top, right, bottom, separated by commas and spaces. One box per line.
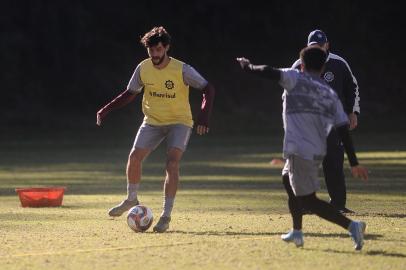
281, 229, 304, 247
348, 221, 366, 250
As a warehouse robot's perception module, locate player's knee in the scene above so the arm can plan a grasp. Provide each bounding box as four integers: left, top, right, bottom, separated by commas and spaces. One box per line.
298, 193, 317, 208
129, 151, 143, 165
166, 159, 179, 173
282, 174, 295, 196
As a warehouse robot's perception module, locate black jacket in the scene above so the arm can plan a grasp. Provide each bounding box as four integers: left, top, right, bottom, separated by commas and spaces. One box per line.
292, 52, 360, 114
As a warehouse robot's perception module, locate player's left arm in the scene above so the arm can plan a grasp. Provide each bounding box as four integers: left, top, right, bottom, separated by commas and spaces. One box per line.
182, 64, 215, 135
196, 83, 215, 135
334, 98, 367, 181
342, 60, 360, 130
336, 124, 368, 181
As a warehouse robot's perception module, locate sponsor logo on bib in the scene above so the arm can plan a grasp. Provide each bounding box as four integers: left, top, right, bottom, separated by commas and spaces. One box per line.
165, 80, 174, 90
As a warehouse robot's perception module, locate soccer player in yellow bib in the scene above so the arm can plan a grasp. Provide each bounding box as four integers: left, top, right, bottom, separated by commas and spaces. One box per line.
96, 26, 215, 232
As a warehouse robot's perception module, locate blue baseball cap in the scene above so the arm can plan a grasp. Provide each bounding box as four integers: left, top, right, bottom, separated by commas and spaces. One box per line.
307, 29, 328, 45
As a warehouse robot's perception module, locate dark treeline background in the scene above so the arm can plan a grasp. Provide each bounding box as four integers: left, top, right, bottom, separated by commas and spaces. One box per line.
1, 0, 404, 132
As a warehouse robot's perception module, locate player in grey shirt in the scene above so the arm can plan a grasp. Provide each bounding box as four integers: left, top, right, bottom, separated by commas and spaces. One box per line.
292, 30, 360, 213
279, 67, 349, 161
236, 46, 368, 250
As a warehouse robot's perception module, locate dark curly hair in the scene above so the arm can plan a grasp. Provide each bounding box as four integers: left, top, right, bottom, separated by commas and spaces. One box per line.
300, 45, 327, 72
140, 26, 171, 48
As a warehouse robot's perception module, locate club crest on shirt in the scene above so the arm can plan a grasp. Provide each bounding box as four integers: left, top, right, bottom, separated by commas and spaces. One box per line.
165, 80, 174, 90
323, 71, 334, 82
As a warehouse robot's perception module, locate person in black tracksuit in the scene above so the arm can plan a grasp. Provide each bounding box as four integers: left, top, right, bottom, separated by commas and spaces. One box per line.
290, 30, 360, 213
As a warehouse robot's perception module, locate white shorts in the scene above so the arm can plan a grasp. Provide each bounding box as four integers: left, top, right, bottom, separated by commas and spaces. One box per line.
282, 155, 321, 196
133, 122, 192, 152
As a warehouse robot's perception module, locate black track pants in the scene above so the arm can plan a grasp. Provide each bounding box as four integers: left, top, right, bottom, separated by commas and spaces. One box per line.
323, 129, 347, 209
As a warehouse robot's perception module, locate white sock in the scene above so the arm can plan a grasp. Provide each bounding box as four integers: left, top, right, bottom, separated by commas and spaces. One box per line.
127, 183, 139, 201
161, 196, 175, 217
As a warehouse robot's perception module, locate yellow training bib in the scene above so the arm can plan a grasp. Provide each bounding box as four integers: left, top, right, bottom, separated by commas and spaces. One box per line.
139, 57, 193, 127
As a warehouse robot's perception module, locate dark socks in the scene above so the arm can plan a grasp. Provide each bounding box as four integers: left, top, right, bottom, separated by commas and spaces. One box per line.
282, 174, 303, 230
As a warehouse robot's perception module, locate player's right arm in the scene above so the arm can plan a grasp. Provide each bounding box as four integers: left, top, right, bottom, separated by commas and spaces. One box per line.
236, 57, 299, 91
96, 64, 144, 126
96, 90, 138, 126
236, 57, 282, 80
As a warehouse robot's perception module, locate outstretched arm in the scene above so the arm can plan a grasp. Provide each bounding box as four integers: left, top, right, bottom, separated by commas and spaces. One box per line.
196, 82, 215, 135
336, 124, 368, 181
96, 89, 138, 126
236, 57, 281, 81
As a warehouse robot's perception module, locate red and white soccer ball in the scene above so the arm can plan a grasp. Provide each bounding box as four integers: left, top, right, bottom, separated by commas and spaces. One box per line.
127, 205, 153, 232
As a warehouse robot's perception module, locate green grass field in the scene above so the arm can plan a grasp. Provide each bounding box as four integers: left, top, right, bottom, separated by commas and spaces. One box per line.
1, 129, 405, 269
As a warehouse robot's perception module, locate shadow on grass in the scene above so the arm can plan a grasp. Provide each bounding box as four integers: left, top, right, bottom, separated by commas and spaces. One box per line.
2, 177, 406, 196
366, 213, 406, 218
365, 250, 406, 258
304, 232, 383, 241
167, 230, 281, 236
314, 248, 406, 258
0, 212, 96, 222
0, 181, 285, 196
